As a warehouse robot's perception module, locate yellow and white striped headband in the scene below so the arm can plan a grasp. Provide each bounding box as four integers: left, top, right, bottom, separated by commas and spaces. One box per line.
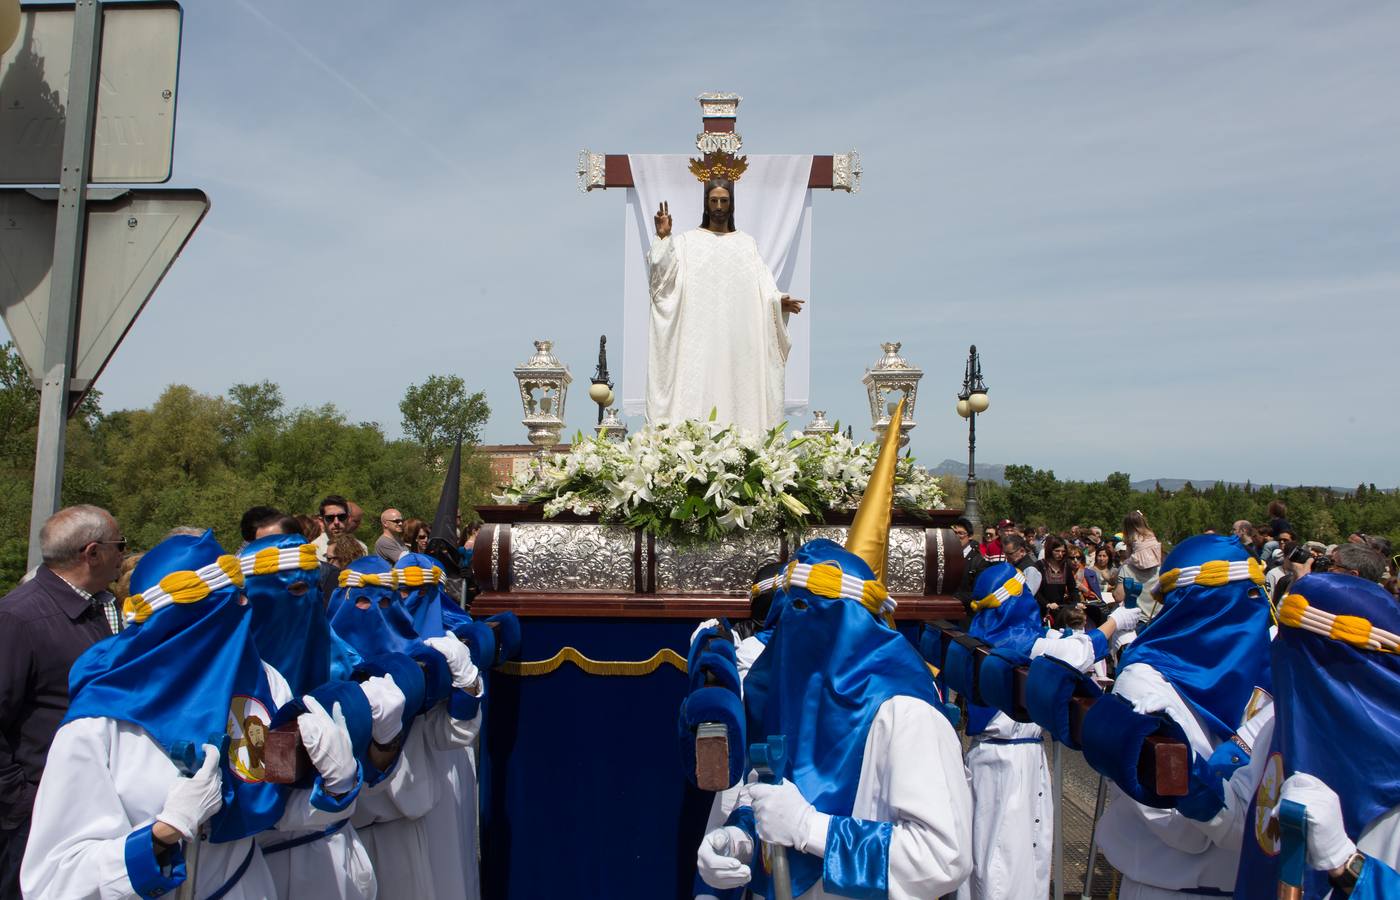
239, 543, 319, 577
750, 573, 784, 597
1156, 558, 1264, 595
393, 565, 445, 588
782, 561, 897, 621
124, 555, 245, 624
338, 568, 394, 589
972, 571, 1028, 614
1279, 594, 1399, 654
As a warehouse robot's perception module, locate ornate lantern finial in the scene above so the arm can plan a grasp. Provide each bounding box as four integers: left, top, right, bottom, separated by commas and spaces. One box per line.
861, 342, 922, 448
514, 340, 573, 466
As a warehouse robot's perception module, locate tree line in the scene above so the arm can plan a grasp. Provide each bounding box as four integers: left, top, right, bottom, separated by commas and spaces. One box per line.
0, 343, 493, 591
958, 465, 1400, 550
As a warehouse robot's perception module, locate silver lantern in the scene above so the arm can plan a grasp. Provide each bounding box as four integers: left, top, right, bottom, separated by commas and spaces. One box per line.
803, 409, 835, 437
596, 407, 628, 443
861, 342, 922, 448
514, 340, 573, 466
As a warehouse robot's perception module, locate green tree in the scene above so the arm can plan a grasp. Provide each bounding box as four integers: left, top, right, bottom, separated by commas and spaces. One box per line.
399, 375, 489, 460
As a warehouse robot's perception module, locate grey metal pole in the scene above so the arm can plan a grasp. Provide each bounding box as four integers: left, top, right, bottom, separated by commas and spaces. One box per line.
27, 0, 104, 569
964, 409, 979, 532
1081, 774, 1108, 898
1052, 741, 1064, 900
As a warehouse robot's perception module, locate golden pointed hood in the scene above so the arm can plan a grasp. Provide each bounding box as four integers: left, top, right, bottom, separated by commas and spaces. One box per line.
845, 396, 904, 586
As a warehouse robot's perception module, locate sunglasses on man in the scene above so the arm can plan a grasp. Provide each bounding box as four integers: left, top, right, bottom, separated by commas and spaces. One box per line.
322, 512, 349, 522
88, 539, 127, 553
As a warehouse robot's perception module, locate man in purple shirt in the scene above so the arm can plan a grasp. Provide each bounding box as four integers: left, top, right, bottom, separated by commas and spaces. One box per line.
0, 505, 124, 894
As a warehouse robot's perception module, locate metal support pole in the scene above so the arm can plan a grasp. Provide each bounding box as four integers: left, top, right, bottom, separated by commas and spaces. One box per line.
1081, 774, 1108, 898
27, 0, 104, 569
1052, 742, 1064, 900
964, 410, 979, 532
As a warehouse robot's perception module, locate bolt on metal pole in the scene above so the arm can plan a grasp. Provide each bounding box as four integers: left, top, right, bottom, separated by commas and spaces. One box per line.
27, 0, 104, 568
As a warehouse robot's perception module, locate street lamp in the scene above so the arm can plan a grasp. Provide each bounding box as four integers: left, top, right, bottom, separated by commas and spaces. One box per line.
587, 335, 614, 425
956, 344, 989, 531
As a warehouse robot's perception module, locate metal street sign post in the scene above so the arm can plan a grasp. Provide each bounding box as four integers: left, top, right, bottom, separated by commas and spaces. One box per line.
0, 0, 193, 568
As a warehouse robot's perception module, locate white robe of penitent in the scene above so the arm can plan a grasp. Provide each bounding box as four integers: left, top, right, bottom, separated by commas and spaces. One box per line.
22, 663, 355, 900
1095, 663, 1273, 899
699, 695, 973, 900
352, 702, 482, 900
647, 229, 791, 434
958, 630, 1099, 900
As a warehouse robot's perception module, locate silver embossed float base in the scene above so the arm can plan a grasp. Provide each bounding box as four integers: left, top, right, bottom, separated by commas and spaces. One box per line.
510, 523, 634, 593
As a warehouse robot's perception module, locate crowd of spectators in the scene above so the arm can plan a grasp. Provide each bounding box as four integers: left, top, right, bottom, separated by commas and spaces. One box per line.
952, 499, 1397, 633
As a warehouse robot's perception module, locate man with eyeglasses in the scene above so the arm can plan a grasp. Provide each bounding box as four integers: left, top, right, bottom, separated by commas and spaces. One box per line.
375, 508, 408, 563
950, 516, 989, 613
0, 504, 125, 895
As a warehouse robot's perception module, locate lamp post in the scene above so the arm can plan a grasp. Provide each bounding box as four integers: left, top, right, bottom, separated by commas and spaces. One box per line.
513, 340, 572, 469
861, 342, 922, 448
587, 335, 614, 425
956, 344, 989, 532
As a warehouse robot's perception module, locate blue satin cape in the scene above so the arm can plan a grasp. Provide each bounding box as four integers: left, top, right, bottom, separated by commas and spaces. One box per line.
1118, 534, 1272, 741
743, 539, 943, 899
965, 562, 1046, 735
64, 531, 286, 842
1235, 574, 1400, 899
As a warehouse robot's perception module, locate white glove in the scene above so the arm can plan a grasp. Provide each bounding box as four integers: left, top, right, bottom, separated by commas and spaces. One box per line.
1278, 773, 1356, 872
750, 780, 827, 853
360, 674, 406, 745
690, 618, 720, 647
424, 635, 480, 692
157, 743, 224, 841
1109, 606, 1142, 633
696, 826, 753, 889
298, 697, 359, 794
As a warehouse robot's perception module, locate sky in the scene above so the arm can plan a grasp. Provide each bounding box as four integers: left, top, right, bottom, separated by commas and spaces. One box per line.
5, 1, 1400, 487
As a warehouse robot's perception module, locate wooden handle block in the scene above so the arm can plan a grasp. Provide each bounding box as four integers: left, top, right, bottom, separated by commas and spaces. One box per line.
695, 723, 731, 793
1143, 734, 1189, 797
263, 722, 311, 785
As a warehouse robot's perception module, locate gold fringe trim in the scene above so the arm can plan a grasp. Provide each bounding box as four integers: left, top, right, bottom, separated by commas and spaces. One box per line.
499, 647, 688, 677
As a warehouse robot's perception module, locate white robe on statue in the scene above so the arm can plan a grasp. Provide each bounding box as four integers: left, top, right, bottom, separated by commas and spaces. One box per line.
22, 663, 356, 900
647, 229, 790, 433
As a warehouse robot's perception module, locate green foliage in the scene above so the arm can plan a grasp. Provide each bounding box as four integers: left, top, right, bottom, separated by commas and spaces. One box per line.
399, 375, 489, 460
0, 342, 494, 591
973, 466, 1400, 553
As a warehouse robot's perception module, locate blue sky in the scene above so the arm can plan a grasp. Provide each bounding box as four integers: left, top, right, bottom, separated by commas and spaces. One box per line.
8, 1, 1400, 486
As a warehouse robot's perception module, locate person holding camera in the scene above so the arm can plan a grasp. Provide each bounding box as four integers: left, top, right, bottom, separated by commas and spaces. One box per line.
1269, 542, 1316, 606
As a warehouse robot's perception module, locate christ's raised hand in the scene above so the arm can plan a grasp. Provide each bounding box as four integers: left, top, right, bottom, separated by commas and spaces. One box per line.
654, 201, 672, 239
781, 296, 805, 315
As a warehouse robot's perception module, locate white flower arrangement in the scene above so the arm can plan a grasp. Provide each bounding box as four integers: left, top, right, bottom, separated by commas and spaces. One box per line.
496, 418, 945, 544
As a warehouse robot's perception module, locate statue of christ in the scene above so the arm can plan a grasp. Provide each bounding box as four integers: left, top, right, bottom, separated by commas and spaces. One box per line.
646, 178, 804, 433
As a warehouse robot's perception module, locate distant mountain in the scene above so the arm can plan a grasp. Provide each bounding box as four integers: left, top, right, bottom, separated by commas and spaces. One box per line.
924, 460, 1360, 493
928, 459, 1007, 484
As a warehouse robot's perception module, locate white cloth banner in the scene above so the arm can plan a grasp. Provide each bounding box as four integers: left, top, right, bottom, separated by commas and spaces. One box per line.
622, 154, 812, 418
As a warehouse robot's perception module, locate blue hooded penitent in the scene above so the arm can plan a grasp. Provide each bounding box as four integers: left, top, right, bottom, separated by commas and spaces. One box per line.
959, 562, 1046, 735
742, 539, 942, 899
1118, 534, 1271, 741
64, 531, 287, 843
1235, 573, 1400, 899
329, 556, 419, 659
393, 552, 472, 637
241, 535, 330, 698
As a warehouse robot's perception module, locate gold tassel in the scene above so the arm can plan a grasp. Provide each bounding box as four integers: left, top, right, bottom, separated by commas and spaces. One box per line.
845, 396, 905, 586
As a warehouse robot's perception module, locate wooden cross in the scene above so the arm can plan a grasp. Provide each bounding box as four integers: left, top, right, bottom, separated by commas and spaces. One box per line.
577, 92, 862, 192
